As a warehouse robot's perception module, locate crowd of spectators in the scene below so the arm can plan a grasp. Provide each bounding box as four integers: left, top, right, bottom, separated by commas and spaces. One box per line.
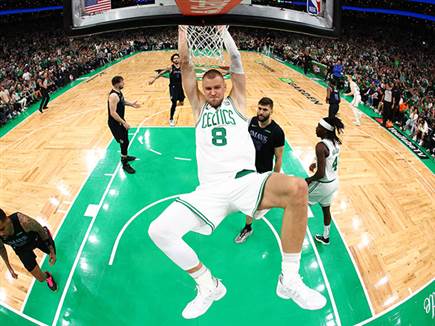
0, 24, 177, 124
0, 11, 433, 155
234, 18, 434, 153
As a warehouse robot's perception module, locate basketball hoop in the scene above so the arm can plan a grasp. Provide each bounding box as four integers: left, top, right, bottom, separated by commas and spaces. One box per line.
180, 25, 229, 67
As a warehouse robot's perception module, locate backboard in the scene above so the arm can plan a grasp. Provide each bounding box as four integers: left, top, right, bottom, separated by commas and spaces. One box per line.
64, 0, 341, 37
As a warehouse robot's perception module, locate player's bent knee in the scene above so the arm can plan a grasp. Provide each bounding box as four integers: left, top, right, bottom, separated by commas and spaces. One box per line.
148, 219, 173, 247
286, 178, 308, 202
296, 178, 308, 194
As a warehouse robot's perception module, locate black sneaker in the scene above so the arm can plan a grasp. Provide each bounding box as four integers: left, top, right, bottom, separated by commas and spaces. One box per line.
314, 234, 330, 245
122, 163, 136, 174
234, 226, 253, 244
45, 272, 58, 292
126, 155, 137, 162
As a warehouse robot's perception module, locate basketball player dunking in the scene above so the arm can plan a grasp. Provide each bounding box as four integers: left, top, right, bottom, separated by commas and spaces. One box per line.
306, 117, 344, 245
108, 76, 141, 174
0, 208, 57, 291
149, 53, 185, 126
148, 26, 326, 319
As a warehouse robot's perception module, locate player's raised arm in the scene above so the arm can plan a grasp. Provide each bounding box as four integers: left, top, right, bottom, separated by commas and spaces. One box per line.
148, 67, 171, 85
222, 28, 246, 114
178, 26, 205, 121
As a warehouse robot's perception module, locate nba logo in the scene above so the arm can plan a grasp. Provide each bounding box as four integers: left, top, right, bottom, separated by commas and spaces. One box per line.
307, 0, 321, 16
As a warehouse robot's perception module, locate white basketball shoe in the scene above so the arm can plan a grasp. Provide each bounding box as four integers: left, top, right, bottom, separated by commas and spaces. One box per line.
182, 279, 227, 319
276, 274, 327, 310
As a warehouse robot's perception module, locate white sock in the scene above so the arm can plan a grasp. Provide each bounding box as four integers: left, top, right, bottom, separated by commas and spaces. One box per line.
324, 224, 331, 239
281, 252, 301, 283
190, 265, 216, 290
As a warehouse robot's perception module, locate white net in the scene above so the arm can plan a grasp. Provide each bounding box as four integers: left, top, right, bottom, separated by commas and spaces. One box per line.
180, 25, 229, 66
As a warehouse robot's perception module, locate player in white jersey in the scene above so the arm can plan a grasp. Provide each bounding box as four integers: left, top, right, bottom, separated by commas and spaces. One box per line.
346, 75, 363, 126
306, 116, 344, 245
148, 26, 326, 319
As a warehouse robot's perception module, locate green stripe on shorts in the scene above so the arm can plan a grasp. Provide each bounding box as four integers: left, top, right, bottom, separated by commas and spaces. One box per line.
176, 198, 215, 230
308, 181, 320, 194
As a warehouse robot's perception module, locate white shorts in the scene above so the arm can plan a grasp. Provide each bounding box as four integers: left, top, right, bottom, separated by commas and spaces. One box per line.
308, 179, 338, 208
176, 171, 273, 235
351, 94, 361, 108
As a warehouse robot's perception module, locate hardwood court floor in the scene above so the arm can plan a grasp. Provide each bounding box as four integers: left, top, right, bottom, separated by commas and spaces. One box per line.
0, 51, 433, 317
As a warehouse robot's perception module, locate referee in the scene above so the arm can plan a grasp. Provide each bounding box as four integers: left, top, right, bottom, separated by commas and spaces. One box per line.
36, 73, 52, 113
108, 76, 141, 174
235, 97, 285, 243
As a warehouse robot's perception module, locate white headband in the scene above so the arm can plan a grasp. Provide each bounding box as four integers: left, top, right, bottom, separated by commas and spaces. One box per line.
319, 119, 334, 131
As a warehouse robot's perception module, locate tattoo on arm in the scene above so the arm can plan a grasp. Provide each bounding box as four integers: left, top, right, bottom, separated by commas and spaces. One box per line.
19, 213, 49, 241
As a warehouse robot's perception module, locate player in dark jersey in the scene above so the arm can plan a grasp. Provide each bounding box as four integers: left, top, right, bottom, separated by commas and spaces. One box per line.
0, 208, 57, 291
148, 53, 185, 126
234, 97, 285, 243
108, 76, 141, 174
326, 78, 340, 118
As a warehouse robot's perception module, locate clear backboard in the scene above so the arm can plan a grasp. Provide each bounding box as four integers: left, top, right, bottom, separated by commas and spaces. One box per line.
64, 0, 341, 37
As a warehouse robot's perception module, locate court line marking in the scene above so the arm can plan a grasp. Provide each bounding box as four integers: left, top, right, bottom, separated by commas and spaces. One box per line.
174, 157, 192, 161
305, 227, 342, 326
52, 160, 123, 325
1, 301, 48, 326
106, 129, 354, 325
355, 277, 434, 325
272, 56, 430, 315
259, 216, 282, 253
20, 107, 163, 314
20, 143, 114, 313
300, 168, 375, 316
280, 134, 374, 320
51, 111, 166, 326
267, 52, 434, 175
107, 192, 340, 325
291, 147, 375, 317
358, 127, 434, 198
353, 109, 435, 179
84, 204, 100, 218
23, 120, 171, 314
20, 54, 428, 323
108, 195, 180, 265
147, 148, 162, 155
261, 216, 341, 326
332, 218, 375, 315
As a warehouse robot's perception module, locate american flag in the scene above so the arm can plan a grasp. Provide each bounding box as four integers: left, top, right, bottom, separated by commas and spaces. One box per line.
84, 0, 112, 14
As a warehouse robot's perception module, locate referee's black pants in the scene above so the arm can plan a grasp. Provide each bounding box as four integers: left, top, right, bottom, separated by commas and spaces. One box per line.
39, 92, 50, 111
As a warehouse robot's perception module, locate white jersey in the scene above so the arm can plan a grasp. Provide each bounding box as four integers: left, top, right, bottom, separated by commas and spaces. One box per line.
320, 138, 340, 182
350, 80, 360, 97
195, 96, 256, 184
